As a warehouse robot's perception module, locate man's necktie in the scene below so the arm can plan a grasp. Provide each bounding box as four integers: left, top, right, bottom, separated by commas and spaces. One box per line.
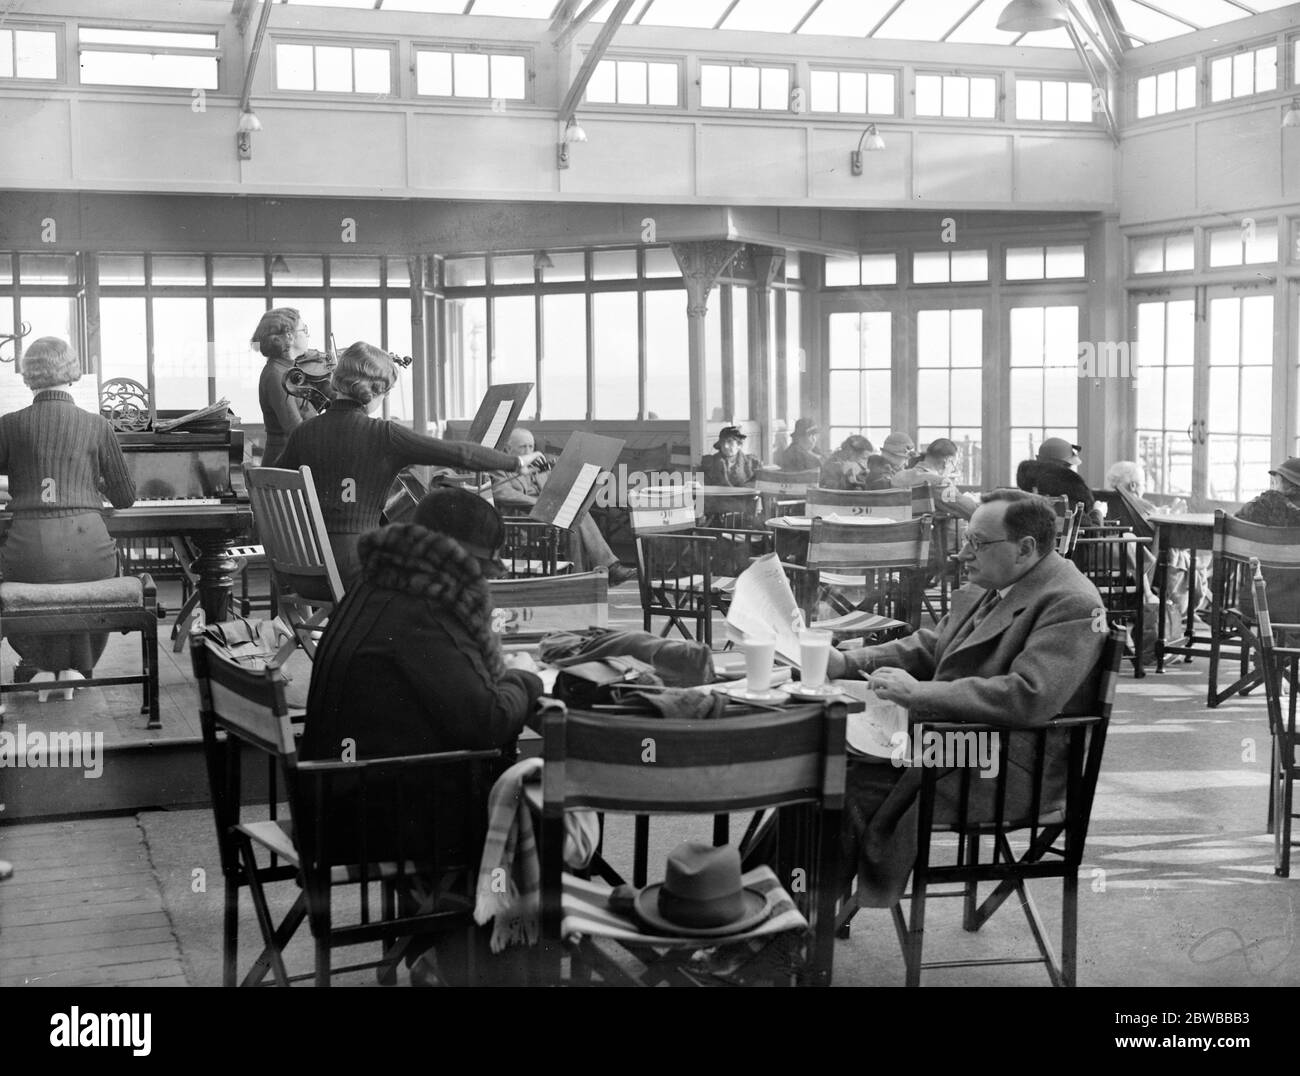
955, 590, 1002, 645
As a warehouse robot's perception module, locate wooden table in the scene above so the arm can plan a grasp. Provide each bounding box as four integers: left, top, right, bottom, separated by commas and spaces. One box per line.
1148, 512, 1216, 672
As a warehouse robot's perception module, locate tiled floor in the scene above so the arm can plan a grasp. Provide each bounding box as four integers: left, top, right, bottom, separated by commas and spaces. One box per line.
2, 582, 1298, 986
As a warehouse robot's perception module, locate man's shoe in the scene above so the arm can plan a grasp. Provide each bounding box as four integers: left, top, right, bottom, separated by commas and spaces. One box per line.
607, 563, 639, 586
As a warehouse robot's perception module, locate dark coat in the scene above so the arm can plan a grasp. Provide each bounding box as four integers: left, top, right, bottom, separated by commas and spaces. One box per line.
1016, 458, 1097, 514
702, 450, 761, 487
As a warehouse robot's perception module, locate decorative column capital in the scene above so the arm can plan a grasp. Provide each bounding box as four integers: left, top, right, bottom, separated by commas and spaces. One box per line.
672, 240, 743, 319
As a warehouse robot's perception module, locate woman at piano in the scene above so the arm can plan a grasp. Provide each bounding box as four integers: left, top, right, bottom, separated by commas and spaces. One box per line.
277, 341, 547, 588
0, 337, 136, 700
251, 307, 317, 468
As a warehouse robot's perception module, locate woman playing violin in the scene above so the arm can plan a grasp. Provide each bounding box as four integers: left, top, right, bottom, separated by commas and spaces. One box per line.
251, 307, 318, 467
277, 342, 547, 587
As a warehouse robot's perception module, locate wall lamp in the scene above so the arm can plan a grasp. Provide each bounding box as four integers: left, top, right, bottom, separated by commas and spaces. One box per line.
1284, 99, 1300, 129
557, 116, 587, 170
850, 124, 886, 175
236, 108, 262, 161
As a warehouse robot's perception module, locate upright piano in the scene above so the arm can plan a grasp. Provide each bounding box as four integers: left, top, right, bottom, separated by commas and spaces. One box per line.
0, 418, 254, 625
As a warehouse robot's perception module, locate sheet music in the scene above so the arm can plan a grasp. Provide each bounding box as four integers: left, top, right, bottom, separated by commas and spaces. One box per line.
0, 375, 100, 416
551, 462, 601, 530
724, 552, 805, 666
481, 400, 513, 449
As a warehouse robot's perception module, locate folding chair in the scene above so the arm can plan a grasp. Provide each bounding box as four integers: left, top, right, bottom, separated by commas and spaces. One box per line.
630, 485, 725, 646
192, 634, 502, 986
755, 467, 819, 519
784, 516, 930, 640
1244, 559, 1300, 876
838, 624, 1124, 987
1072, 531, 1150, 677
489, 569, 609, 644
805, 485, 931, 521
247, 466, 345, 665
1044, 496, 1084, 557
499, 518, 572, 578
537, 700, 847, 986
1207, 511, 1300, 708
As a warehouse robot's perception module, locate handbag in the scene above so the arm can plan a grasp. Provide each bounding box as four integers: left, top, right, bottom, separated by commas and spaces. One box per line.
204, 615, 279, 666
554, 656, 660, 709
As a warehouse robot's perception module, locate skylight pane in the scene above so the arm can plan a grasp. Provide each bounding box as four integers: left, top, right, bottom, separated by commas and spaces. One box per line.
639, 0, 733, 29
315, 46, 353, 92
1176, 65, 1194, 107
875, 0, 978, 42
417, 50, 452, 95
1256, 48, 1277, 93
1155, 69, 1175, 112
277, 44, 314, 90
841, 70, 867, 113
942, 75, 968, 117
810, 69, 837, 111
617, 60, 647, 105
1113, 0, 1198, 43
731, 65, 759, 109
354, 49, 391, 94
1041, 79, 1066, 121
288, 0, 375, 6
798, 0, 896, 36
719, 0, 802, 33
760, 66, 788, 109
1167, 0, 1255, 26
468, 0, 559, 16
700, 63, 728, 107
454, 52, 489, 97
380, 0, 468, 11
1017, 27, 1073, 48
492, 53, 526, 99
942, 0, 1022, 46
867, 72, 894, 113
1068, 80, 1092, 121
1210, 55, 1231, 101
587, 59, 615, 102
970, 77, 996, 118
1136, 75, 1156, 117
915, 74, 941, 116
1233, 51, 1253, 94
14, 30, 56, 79
648, 62, 677, 105
1017, 79, 1041, 121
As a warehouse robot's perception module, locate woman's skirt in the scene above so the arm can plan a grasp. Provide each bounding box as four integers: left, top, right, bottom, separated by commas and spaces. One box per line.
1, 512, 119, 672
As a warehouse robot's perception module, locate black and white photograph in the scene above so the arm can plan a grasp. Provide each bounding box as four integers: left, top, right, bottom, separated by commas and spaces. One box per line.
0, 0, 1297, 1022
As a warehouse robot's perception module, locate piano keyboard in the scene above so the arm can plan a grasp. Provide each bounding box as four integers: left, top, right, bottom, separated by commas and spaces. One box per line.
115, 497, 223, 508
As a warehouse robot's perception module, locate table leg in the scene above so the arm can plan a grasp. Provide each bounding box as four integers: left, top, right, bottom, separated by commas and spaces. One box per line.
1154, 543, 1169, 674
1184, 548, 1200, 660
192, 534, 238, 626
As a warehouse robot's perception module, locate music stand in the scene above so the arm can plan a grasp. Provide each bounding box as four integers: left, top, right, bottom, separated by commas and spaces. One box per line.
530, 432, 625, 531
464, 383, 534, 452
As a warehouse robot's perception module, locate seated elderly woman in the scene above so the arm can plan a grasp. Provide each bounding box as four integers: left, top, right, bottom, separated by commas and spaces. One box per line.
0, 336, 136, 700
302, 487, 543, 985
277, 341, 546, 587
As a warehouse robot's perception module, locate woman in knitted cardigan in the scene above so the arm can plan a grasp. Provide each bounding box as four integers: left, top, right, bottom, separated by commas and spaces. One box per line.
0, 337, 136, 698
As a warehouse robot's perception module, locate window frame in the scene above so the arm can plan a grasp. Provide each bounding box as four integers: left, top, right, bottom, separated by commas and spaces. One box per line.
912, 70, 1001, 121
271, 37, 398, 98
1132, 63, 1197, 120
0, 22, 63, 83
1012, 74, 1095, 125
806, 64, 899, 117
1206, 42, 1279, 104
583, 53, 683, 109
76, 23, 221, 92
412, 42, 534, 104
697, 59, 793, 113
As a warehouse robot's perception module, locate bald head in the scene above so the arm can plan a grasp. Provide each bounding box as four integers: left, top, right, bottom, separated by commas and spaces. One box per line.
507, 428, 535, 456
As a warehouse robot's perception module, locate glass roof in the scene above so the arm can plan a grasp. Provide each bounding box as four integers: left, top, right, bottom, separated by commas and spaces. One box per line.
279, 0, 1299, 51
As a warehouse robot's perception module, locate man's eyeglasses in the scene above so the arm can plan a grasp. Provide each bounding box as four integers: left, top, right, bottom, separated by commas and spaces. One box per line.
962, 534, 1017, 554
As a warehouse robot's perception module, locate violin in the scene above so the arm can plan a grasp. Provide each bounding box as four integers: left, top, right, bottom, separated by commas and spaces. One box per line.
282, 333, 414, 412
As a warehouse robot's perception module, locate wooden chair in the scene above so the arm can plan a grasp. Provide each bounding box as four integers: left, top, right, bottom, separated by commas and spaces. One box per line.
0, 574, 160, 728
499, 518, 572, 578
537, 700, 847, 986
755, 467, 819, 518
784, 516, 930, 640
489, 569, 609, 644
191, 633, 502, 987
246, 466, 345, 665
1243, 559, 1300, 876
629, 485, 724, 646
839, 624, 1124, 987
1207, 511, 1300, 709
805, 485, 930, 521
1072, 531, 1150, 677
1044, 496, 1084, 557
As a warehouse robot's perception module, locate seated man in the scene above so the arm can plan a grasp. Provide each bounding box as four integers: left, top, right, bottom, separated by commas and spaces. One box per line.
493, 428, 637, 585
825, 489, 1106, 906
302, 487, 543, 983
1016, 437, 1105, 524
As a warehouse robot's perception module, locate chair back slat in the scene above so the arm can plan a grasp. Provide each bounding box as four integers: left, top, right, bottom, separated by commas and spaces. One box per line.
542, 704, 845, 815
1216, 513, 1300, 567
629, 484, 700, 534
755, 468, 819, 497
489, 569, 609, 640
806, 517, 930, 570
248, 465, 346, 605
193, 637, 296, 756
806, 486, 912, 520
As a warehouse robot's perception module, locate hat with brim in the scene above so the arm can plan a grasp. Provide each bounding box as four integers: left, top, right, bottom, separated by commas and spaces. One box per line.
631, 841, 769, 936
881, 433, 914, 462
793, 418, 818, 438
1037, 437, 1082, 465
458, 537, 506, 575
1269, 458, 1300, 487
713, 425, 746, 451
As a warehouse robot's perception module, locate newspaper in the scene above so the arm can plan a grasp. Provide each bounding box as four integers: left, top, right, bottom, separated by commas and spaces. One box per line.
724, 552, 805, 666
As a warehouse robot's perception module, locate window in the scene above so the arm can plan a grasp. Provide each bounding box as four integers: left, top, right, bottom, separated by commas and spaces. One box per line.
276, 43, 392, 95
1207, 295, 1273, 501
916, 308, 983, 485
1015, 78, 1092, 123
541, 293, 587, 420
824, 254, 896, 287
913, 250, 988, 284
1131, 233, 1195, 275
645, 291, 688, 419
79, 27, 218, 89
699, 62, 789, 111
809, 68, 896, 115
1135, 299, 1195, 497
914, 74, 997, 119
1209, 46, 1277, 102
1135, 65, 1195, 118
587, 59, 679, 106
827, 311, 891, 449
0, 28, 58, 80
1005, 244, 1085, 281
1008, 305, 1079, 481
1208, 223, 1278, 267
415, 48, 527, 100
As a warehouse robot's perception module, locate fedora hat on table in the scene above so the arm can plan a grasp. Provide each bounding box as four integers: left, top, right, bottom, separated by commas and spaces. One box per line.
632, 841, 770, 937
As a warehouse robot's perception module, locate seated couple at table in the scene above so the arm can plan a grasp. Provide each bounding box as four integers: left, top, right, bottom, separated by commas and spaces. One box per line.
823, 489, 1106, 905
304, 486, 543, 985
